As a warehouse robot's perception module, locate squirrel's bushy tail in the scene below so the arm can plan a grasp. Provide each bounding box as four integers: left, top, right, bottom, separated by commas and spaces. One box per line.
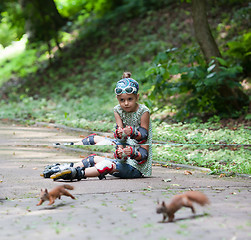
63, 184, 74, 190
186, 191, 209, 205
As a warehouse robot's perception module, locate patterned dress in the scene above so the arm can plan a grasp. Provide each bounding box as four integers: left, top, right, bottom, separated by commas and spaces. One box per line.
113, 104, 153, 176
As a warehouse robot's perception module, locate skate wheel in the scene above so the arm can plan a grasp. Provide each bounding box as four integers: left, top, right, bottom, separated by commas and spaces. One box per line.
50, 169, 72, 179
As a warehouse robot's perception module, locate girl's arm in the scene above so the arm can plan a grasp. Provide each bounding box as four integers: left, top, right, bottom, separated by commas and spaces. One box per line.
123, 111, 150, 162
138, 112, 150, 156
114, 111, 124, 128
123, 111, 150, 142
123, 145, 149, 164
139, 111, 150, 131
114, 111, 124, 139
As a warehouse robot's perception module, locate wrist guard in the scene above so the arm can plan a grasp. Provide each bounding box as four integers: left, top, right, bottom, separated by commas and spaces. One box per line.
128, 146, 139, 159
114, 148, 128, 161
114, 128, 128, 143
127, 146, 148, 164
128, 126, 139, 139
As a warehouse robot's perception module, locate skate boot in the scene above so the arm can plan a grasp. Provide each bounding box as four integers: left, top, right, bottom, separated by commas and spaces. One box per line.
41, 163, 74, 178
50, 166, 85, 181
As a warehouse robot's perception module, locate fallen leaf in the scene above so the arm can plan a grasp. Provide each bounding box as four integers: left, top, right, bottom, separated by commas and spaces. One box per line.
162, 179, 172, 182
176, 167, 181, 170
33, 167, 37, 170
219, 174, 226, 178
184, 170, 192, 175
153, 163, 162, 166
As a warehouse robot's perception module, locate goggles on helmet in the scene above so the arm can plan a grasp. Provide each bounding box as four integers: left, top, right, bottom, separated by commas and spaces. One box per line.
115, 86, 138, 95
115, 78, 139, 95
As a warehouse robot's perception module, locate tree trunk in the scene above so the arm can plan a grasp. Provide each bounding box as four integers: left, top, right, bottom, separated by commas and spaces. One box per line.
19, 0, 67, 42
191, 0, 249, 113
191, 0, 221, 65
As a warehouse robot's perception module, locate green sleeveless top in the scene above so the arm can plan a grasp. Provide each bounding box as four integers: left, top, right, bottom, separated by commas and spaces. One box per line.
113, 104, 152, 176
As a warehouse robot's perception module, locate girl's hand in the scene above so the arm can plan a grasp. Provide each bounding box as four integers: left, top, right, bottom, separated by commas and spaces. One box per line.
115, 147, 124, 158
116, 127, 123, 138
123, 126, 132, 136
123, 146, 133, 156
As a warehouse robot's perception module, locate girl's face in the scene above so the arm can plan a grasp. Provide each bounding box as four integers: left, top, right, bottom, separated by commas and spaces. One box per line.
117, 93, 139, 112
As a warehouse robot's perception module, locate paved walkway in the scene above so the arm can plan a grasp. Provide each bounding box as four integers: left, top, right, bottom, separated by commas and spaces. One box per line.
0, 121, 250, 240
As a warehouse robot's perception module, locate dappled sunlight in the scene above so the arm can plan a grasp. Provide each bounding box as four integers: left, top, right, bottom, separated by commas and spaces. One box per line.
0, 35, 27, 61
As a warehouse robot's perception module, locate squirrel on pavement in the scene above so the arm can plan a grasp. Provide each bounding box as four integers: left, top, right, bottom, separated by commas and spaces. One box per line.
156, 191, 209, 222
37, 184, 75, 206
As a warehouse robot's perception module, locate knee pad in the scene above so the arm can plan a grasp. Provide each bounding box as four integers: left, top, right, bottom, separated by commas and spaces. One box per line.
95, 160, 114, 175
82, 154, 96, 168
82, 134, 97, 145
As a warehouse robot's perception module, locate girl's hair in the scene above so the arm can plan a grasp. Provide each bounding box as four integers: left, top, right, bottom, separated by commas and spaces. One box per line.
122, 72, 132, 78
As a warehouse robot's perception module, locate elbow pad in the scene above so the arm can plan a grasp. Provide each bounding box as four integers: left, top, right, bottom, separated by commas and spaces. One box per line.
134, 126, 148, 144
136, 147, 148, 164
129, 126, 148, 143
129, 146, 148, 165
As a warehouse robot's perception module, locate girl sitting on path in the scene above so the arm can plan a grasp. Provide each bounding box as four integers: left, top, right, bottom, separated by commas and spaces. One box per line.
43, 72, 152, 180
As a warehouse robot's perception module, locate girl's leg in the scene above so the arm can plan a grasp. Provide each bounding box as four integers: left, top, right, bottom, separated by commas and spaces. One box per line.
74, 155, 108, 168
112, 162, 143, 178
42, 155, 114, 179
50, 158, 118, 181
74, 135, 107, 145
84, 163, 117, 177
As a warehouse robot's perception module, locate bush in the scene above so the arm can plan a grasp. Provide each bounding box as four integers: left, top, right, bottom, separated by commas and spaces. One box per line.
145, 47, 247, 121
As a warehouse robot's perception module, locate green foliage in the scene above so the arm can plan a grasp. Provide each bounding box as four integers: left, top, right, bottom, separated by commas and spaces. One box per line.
54, 0, 86, 18
0, 19, 16, 48
0, 45, 47, 86
87, 0, 175, 23
84, 0, 123, 16
0, 2, 25, 47
226, 32, 251, 76
145, 47, 247, 121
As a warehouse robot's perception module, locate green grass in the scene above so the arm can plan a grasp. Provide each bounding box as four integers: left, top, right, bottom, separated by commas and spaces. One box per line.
153, 145, 250, 175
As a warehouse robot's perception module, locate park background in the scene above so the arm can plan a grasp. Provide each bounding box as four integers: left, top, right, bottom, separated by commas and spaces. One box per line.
0, 0, 250, 175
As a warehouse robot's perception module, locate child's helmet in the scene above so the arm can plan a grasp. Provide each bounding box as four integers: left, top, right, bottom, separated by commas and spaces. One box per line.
115, 78, 139, 95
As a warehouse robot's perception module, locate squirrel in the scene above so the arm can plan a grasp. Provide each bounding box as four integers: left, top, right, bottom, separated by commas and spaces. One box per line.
37, 184, 75, 206
156, 191, 209, 222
